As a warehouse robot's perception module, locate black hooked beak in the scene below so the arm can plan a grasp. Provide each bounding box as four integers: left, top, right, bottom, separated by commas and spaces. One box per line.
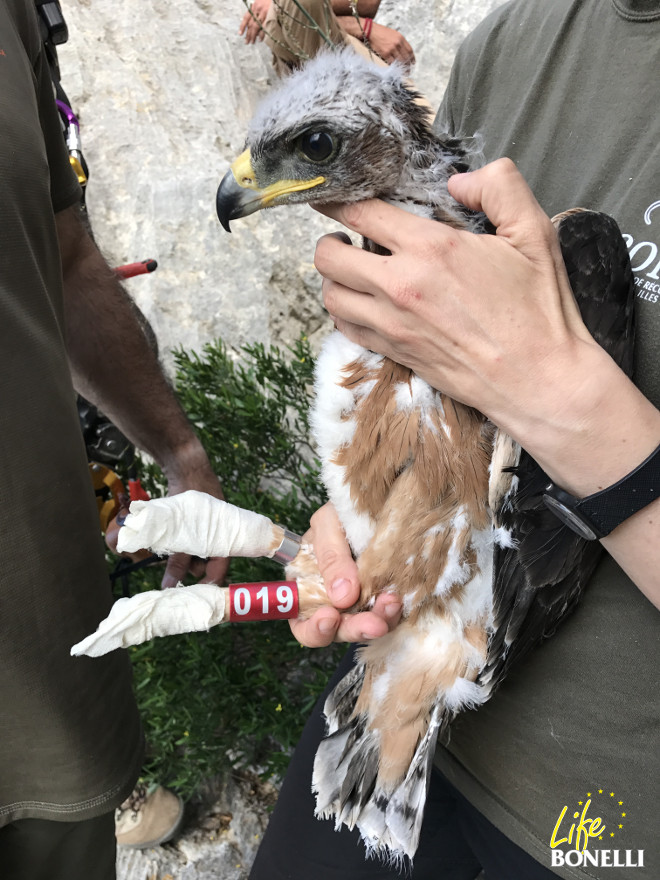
216, 148, 326, 232
216, 158, 263, 232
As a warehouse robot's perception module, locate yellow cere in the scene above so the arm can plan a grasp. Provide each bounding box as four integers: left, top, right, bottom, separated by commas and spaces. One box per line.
230, 149, 325, 204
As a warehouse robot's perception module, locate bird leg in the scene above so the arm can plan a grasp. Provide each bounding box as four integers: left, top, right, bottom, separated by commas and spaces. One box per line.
70, 491, 331, 657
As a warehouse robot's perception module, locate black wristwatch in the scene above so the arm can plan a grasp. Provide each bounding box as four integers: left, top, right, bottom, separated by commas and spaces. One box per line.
542, 442, 660, 540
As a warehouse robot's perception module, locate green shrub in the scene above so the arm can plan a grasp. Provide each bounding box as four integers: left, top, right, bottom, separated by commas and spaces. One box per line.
117, 336, 342, 795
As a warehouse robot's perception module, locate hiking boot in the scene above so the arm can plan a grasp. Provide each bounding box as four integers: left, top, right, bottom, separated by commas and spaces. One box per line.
115, 784, 184, 848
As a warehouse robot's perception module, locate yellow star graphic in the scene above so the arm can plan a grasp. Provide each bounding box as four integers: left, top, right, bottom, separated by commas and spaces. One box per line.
619, 824, 623, 829
578, 801, 583, 806
610, 832, 615, 837
587, 792, 592, 797
622, 812, 626, 817
598, 789, 603, 794
610, 792, 615, 797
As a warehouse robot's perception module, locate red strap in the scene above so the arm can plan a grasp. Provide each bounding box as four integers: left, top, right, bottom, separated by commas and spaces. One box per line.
228, 582, 299, 622
128, 479, 150, 502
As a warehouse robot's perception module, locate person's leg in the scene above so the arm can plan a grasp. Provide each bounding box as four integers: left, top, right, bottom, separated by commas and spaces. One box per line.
263, 0, 342, 66
0, 812, 116, 880
451, 780, 561, 880
249, 648, 482, 880
262, 0, 381, 70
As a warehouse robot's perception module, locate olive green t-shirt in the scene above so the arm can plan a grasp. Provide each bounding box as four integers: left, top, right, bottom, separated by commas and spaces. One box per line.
433, 2, 660, 877
0, 0, 143, 823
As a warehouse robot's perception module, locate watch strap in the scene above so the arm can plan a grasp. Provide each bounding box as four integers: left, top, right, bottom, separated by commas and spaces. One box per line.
576, 441, 660, 537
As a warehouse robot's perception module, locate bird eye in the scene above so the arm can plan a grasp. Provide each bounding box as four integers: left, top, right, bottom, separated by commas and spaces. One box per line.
297, 131, 336, 163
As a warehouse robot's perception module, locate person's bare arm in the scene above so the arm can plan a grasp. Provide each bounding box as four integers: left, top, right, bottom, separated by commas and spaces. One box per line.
332, 0, 380, 16
239, 0, 271, 43
312, 160, 660, 609
56, 204, 229, 587
337, 16, 414, 65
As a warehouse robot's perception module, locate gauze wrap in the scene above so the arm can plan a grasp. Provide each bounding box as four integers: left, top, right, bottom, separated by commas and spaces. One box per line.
116, 490, 280, 558
71, 491, 283, 657
71, 584, 227, 657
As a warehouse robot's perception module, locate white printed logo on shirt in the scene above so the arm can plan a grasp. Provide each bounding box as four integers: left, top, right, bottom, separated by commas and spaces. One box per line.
623, 201, 660, 304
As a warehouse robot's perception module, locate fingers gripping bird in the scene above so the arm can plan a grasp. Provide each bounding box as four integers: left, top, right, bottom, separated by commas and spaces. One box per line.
215, 49, 635, 862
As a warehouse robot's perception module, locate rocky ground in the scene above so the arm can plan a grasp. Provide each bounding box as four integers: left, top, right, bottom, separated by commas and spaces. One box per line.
117, 772, 277, 880
116, 772, 486, 879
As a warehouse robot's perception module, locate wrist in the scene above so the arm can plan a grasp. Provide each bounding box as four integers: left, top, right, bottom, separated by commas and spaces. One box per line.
504, 343, 660, 498
360, 17, 373, 41
337, 15, 373, 40
160, 436, 217, 488
543, 443, 660, 539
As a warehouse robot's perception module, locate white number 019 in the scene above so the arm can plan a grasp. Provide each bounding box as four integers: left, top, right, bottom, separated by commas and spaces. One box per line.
232, 584, 295, 616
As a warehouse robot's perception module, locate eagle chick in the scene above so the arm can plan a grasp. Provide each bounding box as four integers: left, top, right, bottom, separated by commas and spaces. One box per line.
216, 48, 634, 864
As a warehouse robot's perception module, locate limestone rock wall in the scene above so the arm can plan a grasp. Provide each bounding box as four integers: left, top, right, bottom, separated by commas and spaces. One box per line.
58, 0, 502, 362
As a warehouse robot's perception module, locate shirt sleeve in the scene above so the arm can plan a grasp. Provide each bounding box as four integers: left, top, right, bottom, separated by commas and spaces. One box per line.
432, 32, 475, 139
433, 2, 513, 141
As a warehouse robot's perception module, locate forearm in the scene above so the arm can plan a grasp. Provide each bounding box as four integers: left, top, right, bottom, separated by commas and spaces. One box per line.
336, 16, 415, 64
508, 345, 658, 498
505, 343, 660, 607
332, 0, 380, 17
336, 14, 366, 39
57, 206, 214, 487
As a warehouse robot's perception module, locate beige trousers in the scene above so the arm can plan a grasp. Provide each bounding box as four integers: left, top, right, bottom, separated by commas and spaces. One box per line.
258, 0, 434, 119
261, 0, 385, 72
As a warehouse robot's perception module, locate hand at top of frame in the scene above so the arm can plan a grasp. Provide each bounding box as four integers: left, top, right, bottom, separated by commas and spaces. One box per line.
312, 158, 659, 498
239, 0, 271, 43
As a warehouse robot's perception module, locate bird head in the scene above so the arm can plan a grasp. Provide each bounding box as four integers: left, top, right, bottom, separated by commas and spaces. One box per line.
216, 48, 436, 231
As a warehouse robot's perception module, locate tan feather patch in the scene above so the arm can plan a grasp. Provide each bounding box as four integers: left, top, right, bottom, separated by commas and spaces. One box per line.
352, 613, 488, 786
331, 358, 493, 619
488, 430, 520, 515
335, 360, 493, 522
286, 544, 329, 620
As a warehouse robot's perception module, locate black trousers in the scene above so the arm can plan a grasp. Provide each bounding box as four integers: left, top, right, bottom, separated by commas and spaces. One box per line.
250, 649, 557, 880
0, 812, 116, 880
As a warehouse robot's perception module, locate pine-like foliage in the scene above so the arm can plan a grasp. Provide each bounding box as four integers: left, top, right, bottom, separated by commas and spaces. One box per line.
119, 336, 341, 794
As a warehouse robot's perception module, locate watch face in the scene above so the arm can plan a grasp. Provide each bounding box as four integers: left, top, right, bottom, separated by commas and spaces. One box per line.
542, 493, 600, 541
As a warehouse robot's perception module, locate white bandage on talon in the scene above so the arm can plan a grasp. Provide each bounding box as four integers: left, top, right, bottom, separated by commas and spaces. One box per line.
70, 583, 228, 657
116, 490, 283, 559
72, 493, 306, 658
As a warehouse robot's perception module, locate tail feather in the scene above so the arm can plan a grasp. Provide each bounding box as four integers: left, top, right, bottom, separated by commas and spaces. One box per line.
322, 660, 365, 734
313, 616, 489, 863
313, 681, 447, 862
312, 718, 378, 820
313, 663, 372, 818
385, 705, 443, 858
337, 735, 380, 828
357, 797, 399, 863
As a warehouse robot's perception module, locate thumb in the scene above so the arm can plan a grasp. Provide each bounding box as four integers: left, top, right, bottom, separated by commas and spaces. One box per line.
307, 504, 360, 610
448, 157, 554, 249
